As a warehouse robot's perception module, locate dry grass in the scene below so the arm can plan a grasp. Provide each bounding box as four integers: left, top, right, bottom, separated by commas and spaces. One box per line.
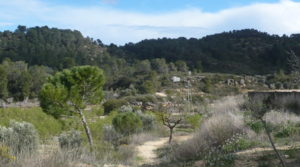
208, 95, 245, 114
170, 111, 247, 161
6, 148, 96, 167
162, 95, 251, 162
265, 110, 300, 126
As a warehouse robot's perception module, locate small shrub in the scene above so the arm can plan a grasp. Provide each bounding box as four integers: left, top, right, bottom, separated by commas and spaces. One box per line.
125, 95, 158, 104
116, 145, 135, 165
201, 77, 212, 93
58, 130, 82, 150
119, 105, 133, 113
222, 136, 255, 153
201, 112, 245, 147
204, 134, 254, 167
112, 112, 142, 135
103, 125, 122, 146
137, 112, 155, 131
185, 114, 202, 129
0, 121, 39, 155
103, 99, 127, 115
172, 112, 246, 161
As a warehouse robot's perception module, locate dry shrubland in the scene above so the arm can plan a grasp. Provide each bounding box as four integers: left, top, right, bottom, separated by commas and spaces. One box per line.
170, 110, 248, 161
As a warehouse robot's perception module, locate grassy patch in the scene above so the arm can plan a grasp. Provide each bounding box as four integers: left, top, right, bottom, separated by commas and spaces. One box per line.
0, 107, 62, 140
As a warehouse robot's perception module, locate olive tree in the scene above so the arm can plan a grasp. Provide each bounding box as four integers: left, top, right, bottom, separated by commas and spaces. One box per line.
39, 66, 105, 148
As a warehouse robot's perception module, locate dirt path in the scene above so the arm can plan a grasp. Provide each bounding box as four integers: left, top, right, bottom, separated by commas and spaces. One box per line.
136, 135, 193, 166
236, 143, 300, 156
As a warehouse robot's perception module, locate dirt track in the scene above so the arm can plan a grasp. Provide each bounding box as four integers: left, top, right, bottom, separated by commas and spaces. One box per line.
136, 135, 193, 165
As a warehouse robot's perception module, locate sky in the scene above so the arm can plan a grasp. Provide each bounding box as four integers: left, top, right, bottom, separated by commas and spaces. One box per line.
1, 0, 300, 45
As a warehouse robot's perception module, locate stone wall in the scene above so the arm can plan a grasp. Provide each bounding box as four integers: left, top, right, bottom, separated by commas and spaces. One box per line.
0, 98, 39, 108
248, 90, 300, 114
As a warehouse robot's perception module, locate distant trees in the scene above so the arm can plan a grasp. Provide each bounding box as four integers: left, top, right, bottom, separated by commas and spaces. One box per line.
116, 29, 300, 74
151, 58, 169, 74
287, 50, 300, 74
29, 66, 52, 97
2, 60, 31, 101
39, 66, 105, 148
0, 26, 108, 69
0, 60, 51, 101
3, 26, 300, 75
135, 60, 152, 74
175, 61, 189, 72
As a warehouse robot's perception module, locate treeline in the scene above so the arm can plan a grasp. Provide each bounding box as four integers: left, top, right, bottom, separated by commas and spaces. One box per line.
0, 25, 109, 69
0, 58, 190, 101
2, 26, 300, 75
111, 29, 300, 74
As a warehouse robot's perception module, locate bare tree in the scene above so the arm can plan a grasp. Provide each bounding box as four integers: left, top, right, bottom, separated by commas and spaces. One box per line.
159, 100, 185, 143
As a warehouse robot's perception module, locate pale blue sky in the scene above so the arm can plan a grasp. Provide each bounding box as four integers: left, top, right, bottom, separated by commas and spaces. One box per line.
1, 0, 300, 44
46, 0, 280, 12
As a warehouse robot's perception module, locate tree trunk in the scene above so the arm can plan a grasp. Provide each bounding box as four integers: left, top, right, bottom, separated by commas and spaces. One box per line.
168, 128, 173, 144
261, 119, 286, 167
79, 110, 94, 149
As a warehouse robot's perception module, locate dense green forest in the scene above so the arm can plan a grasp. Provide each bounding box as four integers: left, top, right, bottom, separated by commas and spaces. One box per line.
1, 26, 300, 101
115, 29, 300, 74
1, 26, 300, 75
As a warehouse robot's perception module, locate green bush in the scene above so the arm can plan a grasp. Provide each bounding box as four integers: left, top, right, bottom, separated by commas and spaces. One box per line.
112, 112, 142, 135
201, 77, 212, 93
119, 105, 133, 113
223, 137, 255, 153
125, 95, 158, 104
247, 120, 264, 134
103, 99, 127, 115
137, 112, 155, 131
185, 114, 202, 129
140, 80, 156, 94
58, 130, 82, 149
0, 121, 39, 155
